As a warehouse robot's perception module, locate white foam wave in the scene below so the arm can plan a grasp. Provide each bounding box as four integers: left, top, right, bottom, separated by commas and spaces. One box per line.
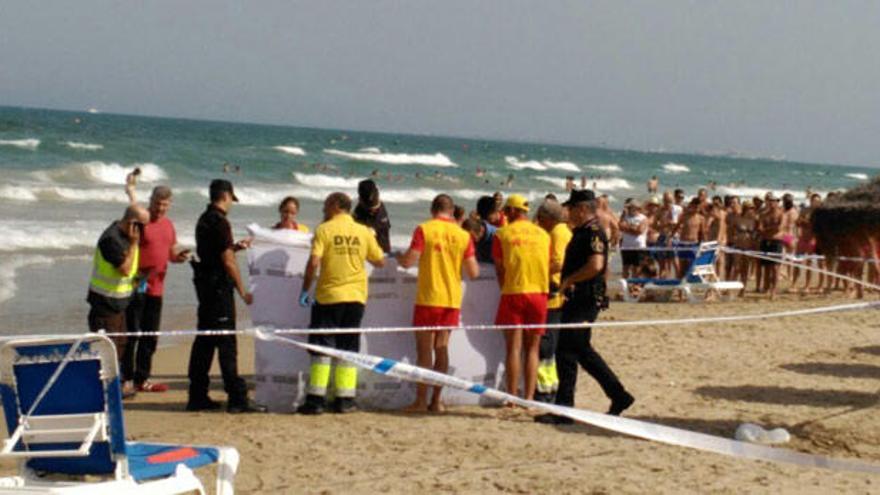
0, 255, 55, 304
845, 173, 869, 181
274, 146, 307, 156
0, 184, 127, 203
0, 138, 40, 150
505, 157, 586, 173
505, 157, 547, 171
358, 147, 382, 153
63, 141, 104, 151
324, 149, 457, 167
33, 162, 167, 185
535, 176, 632, 191
0, 220, 105, 253
0, 185, 38, 202
293, 173, 364, 189
662, 163, 690, 173
586, 164, 623, 172
196, 183, 489, 206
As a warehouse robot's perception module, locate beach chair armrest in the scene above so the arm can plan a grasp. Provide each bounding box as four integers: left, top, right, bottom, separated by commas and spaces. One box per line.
0, 414, 106, 458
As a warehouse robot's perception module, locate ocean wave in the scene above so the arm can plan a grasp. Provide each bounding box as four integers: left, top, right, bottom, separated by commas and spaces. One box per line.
358, 147, 382, 153
0, 138, 40, 150
845, 173, 869, 181
0, 255, 55, 304
505, 157, 585, 173
662, 163, 690, 173
63, 141, 104, 151
195, 184, 489, 206
505, 157, 547, 171
293, 173, 364, 188
585, 164, 623, 172
274, 145, 306, 156
0, 184, 128, 203
0, 220, 104, 253
535, 176, 632, 191
324, 149, 457, 167
32, 161, 167, 185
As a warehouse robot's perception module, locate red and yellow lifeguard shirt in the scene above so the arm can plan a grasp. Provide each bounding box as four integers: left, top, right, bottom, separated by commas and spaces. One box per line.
491, 219, 551, 295
409, 217, 475, 309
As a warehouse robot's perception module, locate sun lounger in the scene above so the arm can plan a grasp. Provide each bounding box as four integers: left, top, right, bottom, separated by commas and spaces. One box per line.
614, 242, 743, 302
0, 334, 239, 494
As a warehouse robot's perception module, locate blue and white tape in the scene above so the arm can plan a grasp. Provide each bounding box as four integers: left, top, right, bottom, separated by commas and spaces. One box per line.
258, 330, 880, 475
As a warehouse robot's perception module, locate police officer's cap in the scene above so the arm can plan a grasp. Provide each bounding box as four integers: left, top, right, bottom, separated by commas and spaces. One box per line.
562, 189, 596, 207
210, 179, 239, 202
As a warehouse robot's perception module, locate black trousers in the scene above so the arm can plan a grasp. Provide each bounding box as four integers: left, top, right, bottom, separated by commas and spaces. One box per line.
540, 309, 562, 362
307, 302, 365, 353
555, 300, 627, 408
188, 280, 248, 406
123, 293, 162, 385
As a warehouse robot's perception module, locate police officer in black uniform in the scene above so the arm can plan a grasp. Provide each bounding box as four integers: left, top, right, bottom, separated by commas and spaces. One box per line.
187, 179, 266, 414
535, 189, 634, 424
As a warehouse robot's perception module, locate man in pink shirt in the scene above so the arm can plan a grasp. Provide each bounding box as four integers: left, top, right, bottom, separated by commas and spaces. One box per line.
125, 180, 190, 393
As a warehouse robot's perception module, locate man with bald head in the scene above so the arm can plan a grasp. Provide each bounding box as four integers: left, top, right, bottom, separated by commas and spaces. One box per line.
87, 204, 150, 397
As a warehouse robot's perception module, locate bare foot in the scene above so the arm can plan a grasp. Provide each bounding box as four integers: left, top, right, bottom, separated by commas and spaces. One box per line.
428, 402, 446, 413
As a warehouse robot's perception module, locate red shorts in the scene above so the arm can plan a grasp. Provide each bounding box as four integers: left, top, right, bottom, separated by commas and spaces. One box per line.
412, 305, 461, 328
495, 293, 548, 335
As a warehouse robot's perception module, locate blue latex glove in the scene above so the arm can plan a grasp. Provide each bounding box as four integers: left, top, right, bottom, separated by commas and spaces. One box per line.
298, 291, 312, 308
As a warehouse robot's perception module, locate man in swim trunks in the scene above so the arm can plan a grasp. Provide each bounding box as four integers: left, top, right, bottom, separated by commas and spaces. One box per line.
397, 194, 479, 412
758, 193, 784, 299
492, 194, 551, 400
673, 198, 706, 278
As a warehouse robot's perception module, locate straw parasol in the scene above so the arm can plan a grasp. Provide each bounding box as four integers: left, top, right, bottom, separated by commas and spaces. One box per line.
812, 176, 880, 256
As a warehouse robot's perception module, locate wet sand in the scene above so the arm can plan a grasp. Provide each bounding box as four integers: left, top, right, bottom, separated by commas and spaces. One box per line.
2, 289, 880, 494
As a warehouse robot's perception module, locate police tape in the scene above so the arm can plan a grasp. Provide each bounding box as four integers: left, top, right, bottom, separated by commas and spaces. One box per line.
722, 247, 880, 292
620, 246, 879, 264
257, 330, 880, 475
2, 298, 875, 341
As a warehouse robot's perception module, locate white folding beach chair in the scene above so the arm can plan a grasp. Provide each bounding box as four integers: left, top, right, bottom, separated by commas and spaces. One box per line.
0, 334, 239, 494
616, 242, 743, 303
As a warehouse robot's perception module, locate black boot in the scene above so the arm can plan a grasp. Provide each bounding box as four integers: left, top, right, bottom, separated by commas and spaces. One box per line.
332, 397, 357, 414
296, 394, 326, 415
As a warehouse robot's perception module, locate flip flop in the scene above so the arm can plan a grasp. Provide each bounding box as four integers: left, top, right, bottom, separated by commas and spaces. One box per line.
136, 381, 169, 393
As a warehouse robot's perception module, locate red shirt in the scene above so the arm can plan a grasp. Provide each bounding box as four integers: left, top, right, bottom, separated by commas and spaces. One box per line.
139, 216, 177, 297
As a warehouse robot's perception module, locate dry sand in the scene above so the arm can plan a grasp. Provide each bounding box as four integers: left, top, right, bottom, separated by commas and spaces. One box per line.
3, 288, 880, 494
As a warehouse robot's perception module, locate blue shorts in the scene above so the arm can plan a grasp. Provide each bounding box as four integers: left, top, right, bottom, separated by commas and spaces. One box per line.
675, 241, 699, 261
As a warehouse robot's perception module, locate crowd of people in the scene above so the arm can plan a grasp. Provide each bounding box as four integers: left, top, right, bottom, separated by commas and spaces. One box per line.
606, 184, 878, 300
83, 169, 874, 418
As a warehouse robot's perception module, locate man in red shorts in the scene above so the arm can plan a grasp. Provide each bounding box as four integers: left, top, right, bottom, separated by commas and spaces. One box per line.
492, 194, 551, 400
398, 194, 479, 412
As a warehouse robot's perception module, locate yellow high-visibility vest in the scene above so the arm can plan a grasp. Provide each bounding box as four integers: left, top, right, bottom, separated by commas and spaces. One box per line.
89, 243, 139, 299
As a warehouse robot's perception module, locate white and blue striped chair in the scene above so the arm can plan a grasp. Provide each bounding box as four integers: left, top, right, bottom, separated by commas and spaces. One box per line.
0, 334, 239, 494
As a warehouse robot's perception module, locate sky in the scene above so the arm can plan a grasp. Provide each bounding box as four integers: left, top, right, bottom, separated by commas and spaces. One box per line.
1, 1, 879, 167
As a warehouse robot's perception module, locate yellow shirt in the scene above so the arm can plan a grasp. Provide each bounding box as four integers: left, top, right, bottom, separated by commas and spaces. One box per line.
311, 213, 384, 305
547, 222, 573, 309
410, 217, 475, 309
492, 219, 551, 295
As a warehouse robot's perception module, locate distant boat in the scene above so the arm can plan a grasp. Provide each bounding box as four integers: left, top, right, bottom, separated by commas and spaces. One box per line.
87, 108, 100, 114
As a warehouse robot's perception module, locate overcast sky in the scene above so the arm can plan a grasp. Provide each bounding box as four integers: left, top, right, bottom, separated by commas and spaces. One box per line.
1, 1, 878, 166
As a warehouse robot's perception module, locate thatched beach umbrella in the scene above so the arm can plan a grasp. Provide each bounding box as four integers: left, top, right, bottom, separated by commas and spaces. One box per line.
812, 176, 880, 257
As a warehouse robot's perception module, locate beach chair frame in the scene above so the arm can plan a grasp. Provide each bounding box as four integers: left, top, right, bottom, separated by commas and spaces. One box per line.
0, 334, 239, 494
615, 242, 744, 303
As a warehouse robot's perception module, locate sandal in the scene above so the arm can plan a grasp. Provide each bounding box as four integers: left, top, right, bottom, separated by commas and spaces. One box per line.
136, 381, 169, 393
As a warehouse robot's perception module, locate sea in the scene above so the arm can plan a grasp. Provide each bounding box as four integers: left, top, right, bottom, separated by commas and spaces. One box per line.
0, 105, 875, 335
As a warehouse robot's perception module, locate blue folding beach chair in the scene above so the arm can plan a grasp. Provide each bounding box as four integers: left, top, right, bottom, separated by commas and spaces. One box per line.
0, 334, 239, 494
614, 241, 743, 302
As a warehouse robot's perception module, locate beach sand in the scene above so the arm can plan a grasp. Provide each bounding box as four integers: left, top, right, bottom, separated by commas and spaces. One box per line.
2, 289, 879, 494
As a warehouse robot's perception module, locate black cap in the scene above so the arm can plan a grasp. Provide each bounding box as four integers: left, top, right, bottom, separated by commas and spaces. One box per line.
562, 189, 596, 206
210, 179, 238, 202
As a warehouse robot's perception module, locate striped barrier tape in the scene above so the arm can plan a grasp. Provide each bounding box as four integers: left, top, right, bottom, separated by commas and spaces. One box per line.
258, 330, 880, 475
